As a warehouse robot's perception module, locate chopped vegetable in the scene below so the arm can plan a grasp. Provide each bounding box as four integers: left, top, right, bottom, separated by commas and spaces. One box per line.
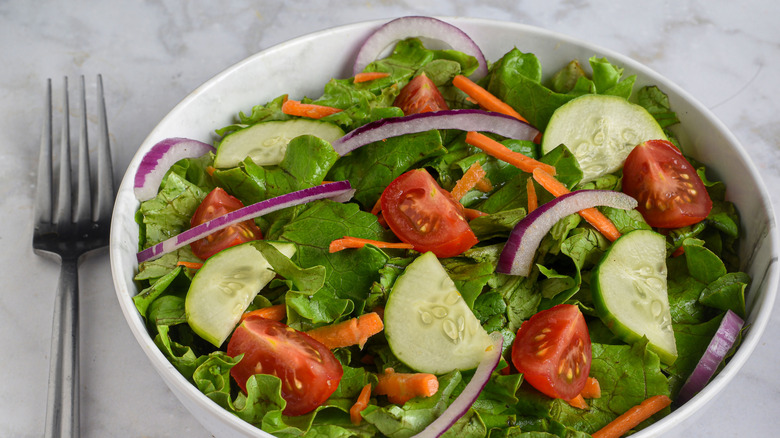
532, 168, 622, 241
350, 383, 373, 425
591, 395, 672, 438
450, 162, 487, 201
526, 176, 537, 212
394, 73, 449, 115
581, 376, 602, 399
374, 368, 439, 405
353, 72, 390, 83
566, 394, 589, 410
465, 131, 556, 175
452, 74, 529, 123
281, 99, 343, 119
328, 236, 414, 253
240, 304, 287, 322
176, 261, 203, 270
133, 137, 215, 201
306, 312, 384, 349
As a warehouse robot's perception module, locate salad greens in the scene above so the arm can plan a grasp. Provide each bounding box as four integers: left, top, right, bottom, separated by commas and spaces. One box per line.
133, 35, 749, 437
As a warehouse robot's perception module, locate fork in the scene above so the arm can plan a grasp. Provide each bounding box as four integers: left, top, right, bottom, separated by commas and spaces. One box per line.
33, 75, 114, 438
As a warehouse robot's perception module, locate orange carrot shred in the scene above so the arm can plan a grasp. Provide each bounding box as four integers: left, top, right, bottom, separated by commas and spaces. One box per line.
281, 99, 343, 119
354, 72, 391, 83
350, 383, 373, 425
672, 246, 685, 257
475, 176, 493, 192
451, 162, 487, 201
176, 261, 203, 270
205, 166, 216, 177
374, 368, 439, 405
532, 168, 621, 242
526, 176, 538, 213
240, 304, 287, 323
465, 131, 557, 176
306, 312, 384, 349
329, 236, 414, 253
581, 377, 602, 399
591, 395, 672, 438
453, 75, 529, 123
464, 208, 488, 220
371, 198, 383, 216
566, 394, 589, 410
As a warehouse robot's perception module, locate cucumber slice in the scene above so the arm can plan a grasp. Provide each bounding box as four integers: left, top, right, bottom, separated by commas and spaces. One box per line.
185, 241, 296, 347
592, 230, 678, 364
214, 119, 344, 168
384, 252, 493, 374
541, 94, 667, 183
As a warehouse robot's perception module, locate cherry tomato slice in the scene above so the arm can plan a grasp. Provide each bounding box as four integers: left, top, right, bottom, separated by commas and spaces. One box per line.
393, 73, 449, 115
227, 315, 343, 416
622, 139, 712, 228
380, 169, 478, 258
511, 304, 591, 400
190, 187, 262, 259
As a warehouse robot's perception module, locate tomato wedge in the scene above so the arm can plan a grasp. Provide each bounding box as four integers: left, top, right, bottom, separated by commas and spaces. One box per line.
621, 139, 712, 228
511, 304, 591, 400
227, 316, 343, 416
190, 187, 262, 259
380, 169, 478, 258
393, 73, 449, 115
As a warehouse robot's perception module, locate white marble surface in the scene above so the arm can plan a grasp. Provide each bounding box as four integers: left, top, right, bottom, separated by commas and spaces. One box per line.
1, 0, 778, 437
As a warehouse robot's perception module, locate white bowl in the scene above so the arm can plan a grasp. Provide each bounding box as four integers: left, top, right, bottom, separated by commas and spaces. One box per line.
109, 17, 779, 437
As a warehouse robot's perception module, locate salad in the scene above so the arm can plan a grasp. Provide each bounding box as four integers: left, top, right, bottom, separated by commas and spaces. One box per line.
131, 16, 750, 438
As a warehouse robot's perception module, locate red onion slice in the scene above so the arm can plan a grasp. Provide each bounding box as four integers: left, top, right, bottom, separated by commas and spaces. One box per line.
676, 310, 745, 405
134, 137, 216, 202
332, 109, 539, 156
412, 332, 504, 438
353, 16, 488, 80
497, 190, 638, 276
136, 181, 354, 263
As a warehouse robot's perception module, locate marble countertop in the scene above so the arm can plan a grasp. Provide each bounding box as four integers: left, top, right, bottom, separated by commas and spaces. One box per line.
2, 1, 778, 436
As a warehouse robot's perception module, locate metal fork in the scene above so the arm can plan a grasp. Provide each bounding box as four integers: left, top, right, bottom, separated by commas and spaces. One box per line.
33, 75, 114, 438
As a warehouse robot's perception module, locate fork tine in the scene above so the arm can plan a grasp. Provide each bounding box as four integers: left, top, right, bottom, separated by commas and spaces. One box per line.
54, 76, 72, 230
74, 76, 91, 224
35, 79, 53, 226
93, 74, 114, 223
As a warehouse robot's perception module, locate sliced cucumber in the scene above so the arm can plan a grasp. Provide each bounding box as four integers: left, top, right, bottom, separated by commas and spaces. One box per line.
185, 241, 296, 347
214, 119, 344, 168
541, 94, 667, 183
592, 230, 677, 364
384, 252, 493, 374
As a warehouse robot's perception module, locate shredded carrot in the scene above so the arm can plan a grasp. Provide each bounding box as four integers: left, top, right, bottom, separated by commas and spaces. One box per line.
329, 236, 414, 253
281, 99, 343, 119
591, 395, 672, 438
581, 377, 602, 399
566, 394, 590, 410
374, 368, 439, 405
354, 72, 391, 83
453, 75, 529, 123
464, 208, 488, 220
350, 383, 373, 425
240, 304, 287, 323
531, 168, 621, 242
306, 312, 384, 349
465, 131, 557, 176
371, 198, 383, 216
451, 162, 488, 201
475, 176, 493, 192
205, 166, 216, 177
176, 261, 203, 270
672, 246, 685, 257
526, 177, 538, 213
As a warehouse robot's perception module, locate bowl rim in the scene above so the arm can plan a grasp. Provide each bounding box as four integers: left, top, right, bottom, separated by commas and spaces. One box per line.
110, 16, 779, 437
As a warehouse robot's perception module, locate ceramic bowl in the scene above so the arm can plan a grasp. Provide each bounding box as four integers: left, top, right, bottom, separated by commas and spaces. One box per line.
109, 17, 778, 437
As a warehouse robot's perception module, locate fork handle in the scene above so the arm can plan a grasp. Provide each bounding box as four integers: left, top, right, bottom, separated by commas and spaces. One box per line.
44, 256, 79, 438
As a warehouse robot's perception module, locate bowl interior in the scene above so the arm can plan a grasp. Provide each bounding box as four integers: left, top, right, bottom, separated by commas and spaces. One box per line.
109, 17, 778, 437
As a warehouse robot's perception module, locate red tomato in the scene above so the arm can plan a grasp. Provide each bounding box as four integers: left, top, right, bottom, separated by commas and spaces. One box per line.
393, 73, 449, 115
190, 187, 262, 259
622, 139, 712, 228
227, 316, 343, 416
511, 304, 591, 400
380, 169, 478, 258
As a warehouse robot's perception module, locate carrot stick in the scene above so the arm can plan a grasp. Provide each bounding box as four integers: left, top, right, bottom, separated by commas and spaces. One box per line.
464, 208, 488, 220
176, 261, 203, 270
566, 394, 589, 410
591, 395, 672, 438
451, 162, 487, 201
240, 304, 287, 323
205, 166, 216, 177
581, 377, 602, 399
532, 168, 621, 242
465, 131, 557, 176
374, 368, 439, 405
306, 312, 384, 349
475, 176, 493, 192
329, 236, 414, 253
371, 198, 383, 216
350, 383, 373, 425
282, 99, 343, 119
354, 72, 390, 83
453, 75, 529, 123
526, 176, 538, 213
